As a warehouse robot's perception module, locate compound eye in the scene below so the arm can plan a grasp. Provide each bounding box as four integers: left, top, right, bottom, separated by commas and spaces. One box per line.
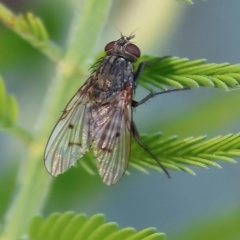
125, 43, 141, 58
104, 41, 116, 52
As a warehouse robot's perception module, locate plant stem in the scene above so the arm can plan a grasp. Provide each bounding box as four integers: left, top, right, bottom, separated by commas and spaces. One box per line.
1, 125, 33, 147
0, 1, 112, 239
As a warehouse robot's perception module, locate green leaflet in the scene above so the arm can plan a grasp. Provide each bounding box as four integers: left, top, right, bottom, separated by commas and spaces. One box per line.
131, 133, 239, 174
137, 56, 240, 91
0, 77, 32, 145
0, 77, 18, 128
28, 212, 166, 240
67, 133, 240, 177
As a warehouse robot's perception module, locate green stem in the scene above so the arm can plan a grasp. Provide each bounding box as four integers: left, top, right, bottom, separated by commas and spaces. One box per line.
1, 125, 33, 147
65, 0, 112, 67
0, 1, 112, 239
0, 3, 63, 63
33, 40, 63, 63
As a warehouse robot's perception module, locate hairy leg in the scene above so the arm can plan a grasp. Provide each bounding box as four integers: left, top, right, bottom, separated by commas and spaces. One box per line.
131, 121, 171, 178
132, 87, 190, 107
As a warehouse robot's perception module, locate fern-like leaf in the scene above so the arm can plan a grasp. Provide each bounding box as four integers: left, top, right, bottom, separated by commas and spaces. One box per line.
130, 133, 239, 175
28, 212, 166, 240
137, 56, 240, 91
0, 3, 62, 62
77, 133, 240, 177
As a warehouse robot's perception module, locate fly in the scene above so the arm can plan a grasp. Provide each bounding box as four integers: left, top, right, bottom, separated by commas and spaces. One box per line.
44, 33, 188, 185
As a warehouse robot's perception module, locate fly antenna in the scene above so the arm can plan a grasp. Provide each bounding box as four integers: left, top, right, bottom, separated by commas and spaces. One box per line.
112, 23, 124, 38
128, 28, 140, 40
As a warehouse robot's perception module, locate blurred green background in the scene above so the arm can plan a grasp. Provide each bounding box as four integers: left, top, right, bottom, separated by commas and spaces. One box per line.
0, 0, 240, 239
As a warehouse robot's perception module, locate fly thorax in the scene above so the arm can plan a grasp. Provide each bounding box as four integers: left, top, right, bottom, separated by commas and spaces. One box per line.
92, 56, 134, 103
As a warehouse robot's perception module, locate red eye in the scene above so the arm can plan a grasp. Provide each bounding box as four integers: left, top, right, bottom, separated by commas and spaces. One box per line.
105, 41, 115, 52
125, 43, 141, 58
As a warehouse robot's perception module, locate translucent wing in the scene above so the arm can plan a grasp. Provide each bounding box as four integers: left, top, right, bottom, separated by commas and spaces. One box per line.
44, 79, 93, 176
91, 90, 132, 185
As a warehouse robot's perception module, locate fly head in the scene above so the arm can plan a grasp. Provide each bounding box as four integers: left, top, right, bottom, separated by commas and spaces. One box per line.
104, 34, 141, 62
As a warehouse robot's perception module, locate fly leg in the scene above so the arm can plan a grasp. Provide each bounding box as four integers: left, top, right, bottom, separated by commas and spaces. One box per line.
134, 62, 147, 83
131, 121, 171, 178
134, 56, 171, 83
132, 57, 190, 176
133, 56, 190, 107
132, 87, 190, 107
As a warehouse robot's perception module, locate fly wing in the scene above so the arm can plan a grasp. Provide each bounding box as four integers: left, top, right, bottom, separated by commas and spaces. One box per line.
91, 89, 132, 185
44, 79, 93, 176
